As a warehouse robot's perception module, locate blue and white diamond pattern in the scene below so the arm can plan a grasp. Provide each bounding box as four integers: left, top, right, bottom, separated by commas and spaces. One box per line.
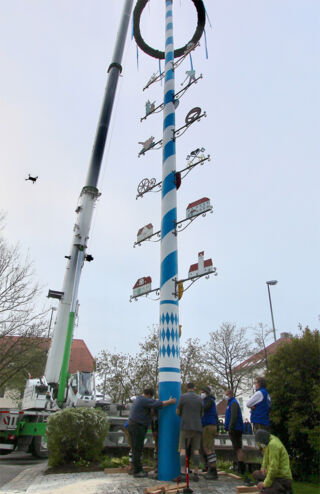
159, 311, 179, 358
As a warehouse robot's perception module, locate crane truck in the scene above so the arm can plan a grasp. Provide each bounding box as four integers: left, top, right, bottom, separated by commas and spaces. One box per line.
0, 0, 134, 458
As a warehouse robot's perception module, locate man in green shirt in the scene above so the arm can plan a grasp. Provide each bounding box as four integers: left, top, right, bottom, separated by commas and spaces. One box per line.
253, 429, 293, 493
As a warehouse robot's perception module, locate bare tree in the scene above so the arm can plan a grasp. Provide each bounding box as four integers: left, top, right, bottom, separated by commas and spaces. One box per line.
180, 337, 221, 394
133, 325, 159, 394
95, 350, 138, 403
253, 323, 273, 370
95, 328, 223, 402
0, 219, 47, 390
205, 322, 253, 396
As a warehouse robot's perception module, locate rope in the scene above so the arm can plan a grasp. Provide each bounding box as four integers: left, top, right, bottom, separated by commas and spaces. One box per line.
204, 28, 208, 59
189, 53, 194, 71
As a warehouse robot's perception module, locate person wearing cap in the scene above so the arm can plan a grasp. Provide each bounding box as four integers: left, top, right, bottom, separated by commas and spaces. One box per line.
200, 386, 218, 480
253, 429, 293, 493
128, 388, 176, 478
246, 377, 271, 432
224, 388, 246, 475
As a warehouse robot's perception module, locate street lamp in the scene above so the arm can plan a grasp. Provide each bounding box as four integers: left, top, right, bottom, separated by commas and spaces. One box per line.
266, 280, 278, 342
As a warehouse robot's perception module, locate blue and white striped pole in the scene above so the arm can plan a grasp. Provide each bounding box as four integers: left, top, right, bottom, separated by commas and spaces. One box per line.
158, 0, 181, 481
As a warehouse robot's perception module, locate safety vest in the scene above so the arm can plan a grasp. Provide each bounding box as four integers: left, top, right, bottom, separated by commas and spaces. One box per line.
225, 397, 243, 432
251, 387, 271, 425
201, 396, 218, 426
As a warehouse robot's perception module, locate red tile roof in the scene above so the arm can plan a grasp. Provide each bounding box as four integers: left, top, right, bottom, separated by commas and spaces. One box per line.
68, 339, 95, 373
133, 276, 152, 289
0, 336, 94, 374
189, 258, 213, 273
233, 334, 292, 372
187, 197, 210, 210
137, 223, 153, 236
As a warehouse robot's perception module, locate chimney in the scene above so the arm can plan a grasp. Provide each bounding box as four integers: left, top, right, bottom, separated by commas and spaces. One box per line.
280, 332, 291, 339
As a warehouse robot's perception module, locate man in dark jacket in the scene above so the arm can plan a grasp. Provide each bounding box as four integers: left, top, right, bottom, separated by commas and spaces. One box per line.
201, 386, 218, 480
243, 418, 253, 435
246, 377, 271, 432
224, 388, 246, 475
175, 383, 203, 482
128, 388, 176, 477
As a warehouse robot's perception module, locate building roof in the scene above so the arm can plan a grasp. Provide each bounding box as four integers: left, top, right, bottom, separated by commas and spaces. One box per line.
0, 336, 95, 374
233, 333, 292, 372
68, 339, 95, 373
137, 223, 153, 236
187, 197, 210, 210
133, 276, 152, 289
189, 258, 213, 273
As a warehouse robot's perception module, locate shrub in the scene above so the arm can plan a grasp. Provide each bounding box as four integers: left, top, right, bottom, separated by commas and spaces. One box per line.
47, 407, 109, 467
267, 328, 320, 480
102, 456, 129, 469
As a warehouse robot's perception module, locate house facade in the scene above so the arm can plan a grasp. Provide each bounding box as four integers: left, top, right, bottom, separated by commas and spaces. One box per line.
216, 332, 292, 422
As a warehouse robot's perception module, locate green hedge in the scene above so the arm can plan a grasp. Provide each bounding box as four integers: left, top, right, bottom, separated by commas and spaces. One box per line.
47, 407, 109, 467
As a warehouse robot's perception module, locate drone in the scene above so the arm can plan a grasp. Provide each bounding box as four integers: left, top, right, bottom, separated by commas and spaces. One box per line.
25, 174, 38, 184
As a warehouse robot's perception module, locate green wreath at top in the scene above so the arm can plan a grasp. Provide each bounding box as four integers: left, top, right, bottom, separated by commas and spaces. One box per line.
133, 0, 206, 60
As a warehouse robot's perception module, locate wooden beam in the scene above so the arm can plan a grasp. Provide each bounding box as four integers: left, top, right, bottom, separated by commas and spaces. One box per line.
143, 483, 170, 494
143, 483, 187, 494
104, 467, 129, 474
227, 472, 242, 480
236, 486, 259, 493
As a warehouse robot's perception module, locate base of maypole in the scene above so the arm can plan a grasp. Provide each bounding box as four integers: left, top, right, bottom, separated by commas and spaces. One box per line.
158, 380, 181, 480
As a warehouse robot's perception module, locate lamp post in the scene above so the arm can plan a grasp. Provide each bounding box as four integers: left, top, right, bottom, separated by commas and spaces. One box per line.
266, 280, 278, 342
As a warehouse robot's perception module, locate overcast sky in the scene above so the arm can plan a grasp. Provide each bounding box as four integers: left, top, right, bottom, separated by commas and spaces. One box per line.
1, 1, 319, 360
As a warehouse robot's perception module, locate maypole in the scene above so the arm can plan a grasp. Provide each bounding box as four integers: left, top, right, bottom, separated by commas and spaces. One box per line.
133, 0, 209, 481
158, 0, 180, 480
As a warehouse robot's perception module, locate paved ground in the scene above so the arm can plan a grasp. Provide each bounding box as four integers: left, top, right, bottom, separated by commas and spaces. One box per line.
0, 468, 244, 494
0, 452, 46, 490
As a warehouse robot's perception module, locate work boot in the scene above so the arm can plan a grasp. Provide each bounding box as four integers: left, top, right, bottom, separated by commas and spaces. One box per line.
238, 461, 246, 475
206, 467, 218, 480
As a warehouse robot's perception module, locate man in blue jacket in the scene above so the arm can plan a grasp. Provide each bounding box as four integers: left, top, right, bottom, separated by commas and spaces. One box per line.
201, 386, 218, 480
224, 388, 246, 475
128, 388, 176, 477
246, 377, 271, 432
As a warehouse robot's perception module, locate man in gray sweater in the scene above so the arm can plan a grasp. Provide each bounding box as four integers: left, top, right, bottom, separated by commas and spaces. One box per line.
175, 382, 203, 482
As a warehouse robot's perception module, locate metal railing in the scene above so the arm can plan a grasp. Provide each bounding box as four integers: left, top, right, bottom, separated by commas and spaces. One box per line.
105, 431, 258, 449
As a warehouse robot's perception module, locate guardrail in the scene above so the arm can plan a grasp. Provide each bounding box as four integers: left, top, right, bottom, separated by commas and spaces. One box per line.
105, 432, 258, 450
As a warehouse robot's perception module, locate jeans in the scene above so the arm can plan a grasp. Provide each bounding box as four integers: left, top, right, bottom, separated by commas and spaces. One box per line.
128, 422, 148, 474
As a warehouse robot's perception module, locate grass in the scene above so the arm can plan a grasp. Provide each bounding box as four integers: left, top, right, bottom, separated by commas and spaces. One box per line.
292, 481, 320, 494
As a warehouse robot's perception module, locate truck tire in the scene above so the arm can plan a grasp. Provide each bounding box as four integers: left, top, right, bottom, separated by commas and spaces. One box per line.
0, 449, 11, 455
31, 435, 48, 459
